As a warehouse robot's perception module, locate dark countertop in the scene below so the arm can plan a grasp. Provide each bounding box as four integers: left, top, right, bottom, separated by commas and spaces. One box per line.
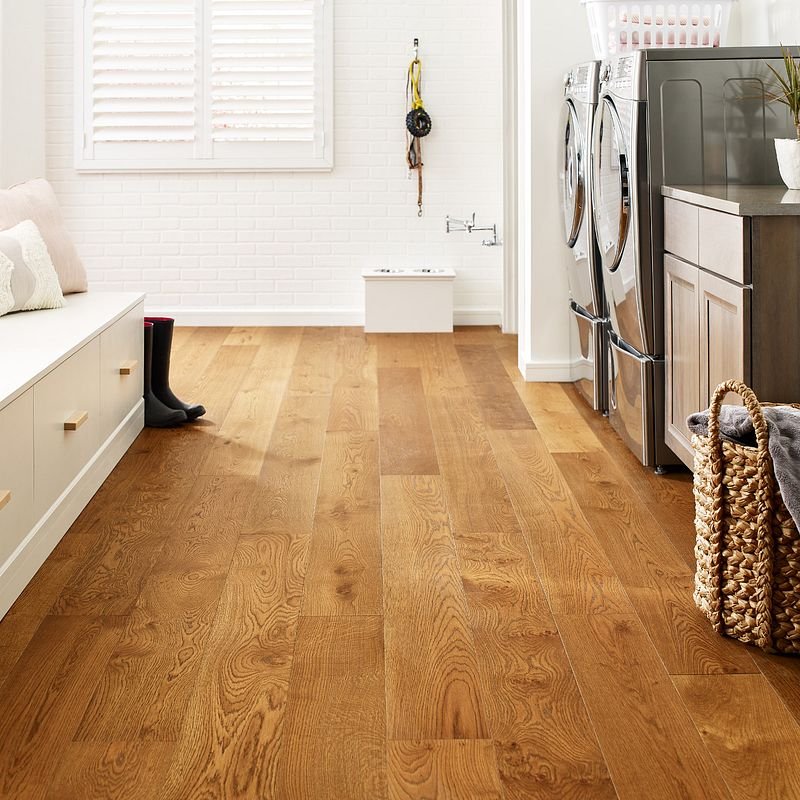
661, 185, 800, 216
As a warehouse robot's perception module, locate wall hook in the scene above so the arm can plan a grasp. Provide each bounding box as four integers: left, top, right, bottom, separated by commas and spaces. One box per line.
413, 38, 419, 61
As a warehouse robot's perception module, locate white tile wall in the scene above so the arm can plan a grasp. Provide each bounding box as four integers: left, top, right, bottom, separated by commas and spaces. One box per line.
45, 0, 504, 324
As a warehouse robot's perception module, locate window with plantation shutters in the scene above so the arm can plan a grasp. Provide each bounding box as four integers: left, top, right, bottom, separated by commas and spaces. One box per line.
76, 0, 333, 171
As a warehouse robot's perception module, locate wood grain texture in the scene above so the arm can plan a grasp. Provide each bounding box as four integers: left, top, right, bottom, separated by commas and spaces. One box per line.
388, 740, 503, 800
0, 616, 124, 800
426, 394, 522, 535
751, 650, 800, 728
376, 334, 423, 368
674, 674, 800, 800
244, 393, 330, 536
4, 533, 93, 618
303, 431, 382, 616
514, 381, 602, 452
74, 478, 247, 742
0, 614, 42, 692
378, 367, 439, 475
557, 614, 732, 800
279, 616, 387, 799
328, 328, 379, 432
199, 333, 297, 477
455, 343, 535, 430
555, 450, 756, 675
46, 742, 175, 800
488, 429, 631, 615
288, 326, 339, 396
160, 564, 303, 800
454, 530, 615, 799
418, 334, 469, 397
382, 475, 487, 740
565, 387, 698, 568
1, 326, 787, 799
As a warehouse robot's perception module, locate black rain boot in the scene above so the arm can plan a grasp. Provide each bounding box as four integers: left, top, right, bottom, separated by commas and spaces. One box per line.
144, 322, 187, 428
145, 317, 206, 421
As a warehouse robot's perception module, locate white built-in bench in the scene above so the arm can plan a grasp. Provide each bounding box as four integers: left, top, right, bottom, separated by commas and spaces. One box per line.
0, 292, 145, 617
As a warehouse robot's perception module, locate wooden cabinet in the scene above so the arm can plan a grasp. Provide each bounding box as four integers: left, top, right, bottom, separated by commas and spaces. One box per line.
699, 270, 750, 410
664, 197, 800, 469
665, 255, 700, 459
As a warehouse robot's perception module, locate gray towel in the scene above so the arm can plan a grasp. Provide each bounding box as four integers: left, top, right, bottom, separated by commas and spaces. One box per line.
688, 405, 800, 529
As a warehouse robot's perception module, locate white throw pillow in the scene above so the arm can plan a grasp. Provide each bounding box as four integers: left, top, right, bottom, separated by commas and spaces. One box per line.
0, 219, 65, 318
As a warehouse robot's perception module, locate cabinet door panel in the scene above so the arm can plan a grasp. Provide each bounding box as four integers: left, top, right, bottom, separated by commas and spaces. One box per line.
33, 339, 101, 517
700, 271, 751, 410
664, 255, 700, 469
0, 391, 34, 568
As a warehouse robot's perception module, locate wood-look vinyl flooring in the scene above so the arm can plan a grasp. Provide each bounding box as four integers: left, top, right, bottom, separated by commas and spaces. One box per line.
2, 326, 800, 799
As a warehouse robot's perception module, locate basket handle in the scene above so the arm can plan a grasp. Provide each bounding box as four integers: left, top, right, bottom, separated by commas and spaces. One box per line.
706, 380, 775, 651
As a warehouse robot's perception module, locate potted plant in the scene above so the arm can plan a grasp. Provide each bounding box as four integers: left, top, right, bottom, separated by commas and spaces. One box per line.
768, 46, 800, 190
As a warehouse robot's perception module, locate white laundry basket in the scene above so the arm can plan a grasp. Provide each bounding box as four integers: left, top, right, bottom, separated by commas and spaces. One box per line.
582, 1, 737, 58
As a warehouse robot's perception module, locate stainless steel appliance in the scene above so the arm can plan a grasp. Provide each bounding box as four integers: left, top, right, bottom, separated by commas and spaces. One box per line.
591, 47, 793, 469
559, 60, 607, 412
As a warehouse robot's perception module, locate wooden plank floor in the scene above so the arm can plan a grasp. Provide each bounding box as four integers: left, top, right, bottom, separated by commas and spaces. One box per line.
2, 326, 800, 799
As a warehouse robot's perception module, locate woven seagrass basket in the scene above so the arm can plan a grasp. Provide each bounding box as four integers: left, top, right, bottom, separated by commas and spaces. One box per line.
693, 380, 800, 654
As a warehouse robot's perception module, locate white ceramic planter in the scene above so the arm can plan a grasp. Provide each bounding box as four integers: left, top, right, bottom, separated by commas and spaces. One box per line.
775, 138, 800, 190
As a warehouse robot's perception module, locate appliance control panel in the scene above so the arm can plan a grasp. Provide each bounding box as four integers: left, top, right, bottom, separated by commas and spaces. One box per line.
564, 61, 599, 104
599, 52, 645, 100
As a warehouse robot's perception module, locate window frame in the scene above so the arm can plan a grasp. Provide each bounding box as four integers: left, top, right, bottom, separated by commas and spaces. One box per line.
74, 0, 334, 173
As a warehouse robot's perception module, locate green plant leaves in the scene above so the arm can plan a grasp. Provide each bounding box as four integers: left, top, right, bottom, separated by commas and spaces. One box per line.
766, 45, 800, 138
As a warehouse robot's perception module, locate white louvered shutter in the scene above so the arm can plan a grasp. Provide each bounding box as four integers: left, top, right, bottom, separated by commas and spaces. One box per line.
207, 0, 329, 166
82, 0, 198, 167
77, 0, 333, 170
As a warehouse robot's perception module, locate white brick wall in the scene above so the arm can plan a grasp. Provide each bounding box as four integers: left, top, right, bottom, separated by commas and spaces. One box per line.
45, 0, 504, 324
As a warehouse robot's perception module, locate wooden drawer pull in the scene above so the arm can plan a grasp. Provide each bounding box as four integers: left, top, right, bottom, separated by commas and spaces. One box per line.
119, 360, 138, 376
0, 490, 10, 511
64, 411, 89, 432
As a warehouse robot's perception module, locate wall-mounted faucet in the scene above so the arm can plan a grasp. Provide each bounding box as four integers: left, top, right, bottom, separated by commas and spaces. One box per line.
445, 212, 500, 246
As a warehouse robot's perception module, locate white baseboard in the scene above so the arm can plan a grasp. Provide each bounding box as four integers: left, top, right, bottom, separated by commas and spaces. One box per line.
0, 401, 144, 619
145, 306, 502, 328
519, 359, 574, 382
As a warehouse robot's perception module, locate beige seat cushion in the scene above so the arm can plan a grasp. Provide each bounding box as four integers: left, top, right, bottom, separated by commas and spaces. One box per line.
0, 179, 87, 294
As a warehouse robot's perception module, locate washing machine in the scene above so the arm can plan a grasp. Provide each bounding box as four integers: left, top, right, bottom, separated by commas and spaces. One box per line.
559, 60, 607, 413
592, 47, 792, 469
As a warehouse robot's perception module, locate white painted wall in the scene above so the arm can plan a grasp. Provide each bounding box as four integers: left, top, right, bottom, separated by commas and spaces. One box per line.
516, 0, 593, 379
0, 0, 46, 188
44, 0, 504, 325
738, 0, 800, 46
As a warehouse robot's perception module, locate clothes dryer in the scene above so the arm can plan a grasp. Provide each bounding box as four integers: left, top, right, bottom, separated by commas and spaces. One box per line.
591, 47, 794, 469
559, 60, 607, 413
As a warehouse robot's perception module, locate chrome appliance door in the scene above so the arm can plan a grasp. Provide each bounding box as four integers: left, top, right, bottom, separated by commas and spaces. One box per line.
560, 100, 585, 249
559, 101, 597, 315
569, 301, 607, 412
592, 97, 647, 354
607, 332, 652, 466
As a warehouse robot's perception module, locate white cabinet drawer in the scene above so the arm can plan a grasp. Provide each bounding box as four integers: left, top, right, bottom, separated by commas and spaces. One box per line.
100, 302, 143, 441
0, 391, 34, 567
33, 339, 101, 517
